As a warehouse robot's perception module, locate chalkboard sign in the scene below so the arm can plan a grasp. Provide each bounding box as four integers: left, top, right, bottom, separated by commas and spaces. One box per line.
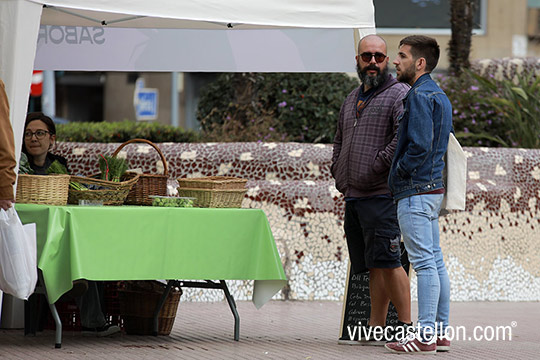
338, 243, 410, 342
374, 0, 483, 30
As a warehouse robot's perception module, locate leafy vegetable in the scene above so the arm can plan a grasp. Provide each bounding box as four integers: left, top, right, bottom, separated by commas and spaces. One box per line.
47, 160, 68, 175
98, 155, 128, 182
18, 153, 34, 174
151, 196, 194, 207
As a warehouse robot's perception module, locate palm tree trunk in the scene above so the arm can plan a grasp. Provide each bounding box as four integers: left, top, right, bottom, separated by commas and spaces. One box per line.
448, 0, 477, 75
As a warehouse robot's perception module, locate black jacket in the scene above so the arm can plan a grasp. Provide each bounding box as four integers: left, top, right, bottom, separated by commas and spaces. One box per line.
29, 152, 69, 175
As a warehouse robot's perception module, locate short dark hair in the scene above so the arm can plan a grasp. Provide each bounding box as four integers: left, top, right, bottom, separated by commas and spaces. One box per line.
22, 112, 57, 158
25, 112, 56, 135
399, 35, 440, 72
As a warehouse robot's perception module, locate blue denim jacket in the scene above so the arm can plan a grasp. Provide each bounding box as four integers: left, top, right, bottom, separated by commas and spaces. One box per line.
388, 73, 453, 201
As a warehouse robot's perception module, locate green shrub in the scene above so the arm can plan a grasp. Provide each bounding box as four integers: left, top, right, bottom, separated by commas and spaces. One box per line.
468, 70, 540, 148
56, 120, 199, 143
197, 73, 359, 143
436, 72, 508, 147
438, 57, 540, 148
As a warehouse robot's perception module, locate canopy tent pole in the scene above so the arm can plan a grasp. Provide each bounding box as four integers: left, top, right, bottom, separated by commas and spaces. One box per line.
44, 5, 147, 26
0, 0, 43, 180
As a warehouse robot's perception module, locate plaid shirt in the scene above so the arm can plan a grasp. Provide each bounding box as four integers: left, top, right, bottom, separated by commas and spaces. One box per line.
331, 75, 409, 198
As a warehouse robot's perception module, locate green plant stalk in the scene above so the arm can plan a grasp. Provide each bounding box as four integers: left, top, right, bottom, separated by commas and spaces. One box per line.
69, 182, 87, 190
99, 155, 128, 182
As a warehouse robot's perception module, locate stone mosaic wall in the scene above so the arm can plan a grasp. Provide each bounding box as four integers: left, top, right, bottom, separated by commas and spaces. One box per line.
55, 142, 540, 302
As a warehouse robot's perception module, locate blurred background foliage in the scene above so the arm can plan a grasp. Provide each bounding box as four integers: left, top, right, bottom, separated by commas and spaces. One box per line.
56, 120, 199, 143
57, 59, 540, 148
196, 72, 359, 143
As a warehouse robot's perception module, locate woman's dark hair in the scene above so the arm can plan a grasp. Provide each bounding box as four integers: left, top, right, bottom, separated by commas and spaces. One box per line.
22, 112, 56, 156
25, 112, 56, 135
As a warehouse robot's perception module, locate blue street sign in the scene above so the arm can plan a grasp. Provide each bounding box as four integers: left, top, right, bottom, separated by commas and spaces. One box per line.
135, 88, 158, 120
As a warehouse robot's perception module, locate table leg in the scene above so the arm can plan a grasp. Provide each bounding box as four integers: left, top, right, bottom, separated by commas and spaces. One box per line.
35, 270, 62, 348
48, 302, 62, 348
219, 280, 239, 341
179, 280, 240, 341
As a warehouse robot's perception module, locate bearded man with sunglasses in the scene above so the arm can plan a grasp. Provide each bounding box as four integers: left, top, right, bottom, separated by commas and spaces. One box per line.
0, 79, 17, 211
332, 34, 411, 344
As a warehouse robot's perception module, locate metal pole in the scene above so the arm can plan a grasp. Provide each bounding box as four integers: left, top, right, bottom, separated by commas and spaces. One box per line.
42, 70, 56, 118
171, 72, 179, 127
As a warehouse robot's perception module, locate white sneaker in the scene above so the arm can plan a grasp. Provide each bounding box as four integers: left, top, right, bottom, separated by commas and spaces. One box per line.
385, 332, 437, 354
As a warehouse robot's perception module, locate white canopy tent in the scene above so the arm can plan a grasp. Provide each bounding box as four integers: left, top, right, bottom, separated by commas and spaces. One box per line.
0, 0, 375, 176
34, 27, 360, 72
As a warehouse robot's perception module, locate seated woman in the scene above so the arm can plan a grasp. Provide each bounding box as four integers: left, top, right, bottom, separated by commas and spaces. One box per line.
22, 112, 68, 175
22, 112, 120, 337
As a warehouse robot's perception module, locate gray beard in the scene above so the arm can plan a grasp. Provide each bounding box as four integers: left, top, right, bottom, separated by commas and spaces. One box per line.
357, 64, 388, 89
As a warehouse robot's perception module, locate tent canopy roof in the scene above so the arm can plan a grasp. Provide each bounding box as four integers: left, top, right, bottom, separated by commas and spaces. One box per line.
35, 0, 375, 29
2, 0, 375, 183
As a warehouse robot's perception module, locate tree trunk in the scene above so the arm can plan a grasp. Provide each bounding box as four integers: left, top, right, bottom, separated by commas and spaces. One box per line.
448, 0, 477, 75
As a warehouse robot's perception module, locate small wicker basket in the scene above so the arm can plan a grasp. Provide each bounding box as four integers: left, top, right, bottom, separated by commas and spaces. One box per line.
118, 281, 181, 336
113, 139, 169, 206
177, 176, 247, 190
16, 174, 70, 206
177, 176, 247, 208
68, 174, 139, 206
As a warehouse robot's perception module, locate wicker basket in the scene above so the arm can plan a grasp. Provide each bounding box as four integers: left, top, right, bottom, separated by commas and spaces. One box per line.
16, 174, 70, 205
113, 139, 169, 206
177, 176, 247, 190
118, 281, 181, 336
177, 176, 247, 208
68, 174, 139, 206
177, 188, 246, 208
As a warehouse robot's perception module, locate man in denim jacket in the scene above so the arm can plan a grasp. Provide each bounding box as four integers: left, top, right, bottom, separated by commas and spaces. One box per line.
332, 35, 411, 344
385, 36, 452, 354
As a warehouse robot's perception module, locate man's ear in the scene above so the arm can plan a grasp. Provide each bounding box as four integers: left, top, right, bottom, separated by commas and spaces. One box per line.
416, 57, 426, 72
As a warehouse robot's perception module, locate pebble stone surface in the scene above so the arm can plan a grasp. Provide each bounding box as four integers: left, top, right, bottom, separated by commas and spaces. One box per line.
55, 142, 540, 302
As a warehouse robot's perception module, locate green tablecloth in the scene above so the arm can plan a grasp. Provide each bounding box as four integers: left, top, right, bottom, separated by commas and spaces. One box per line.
16, 204, 287, 308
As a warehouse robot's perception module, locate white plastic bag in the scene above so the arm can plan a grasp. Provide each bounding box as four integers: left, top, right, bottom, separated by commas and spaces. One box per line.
0, 208, 37, 300
441, 133, 467, 213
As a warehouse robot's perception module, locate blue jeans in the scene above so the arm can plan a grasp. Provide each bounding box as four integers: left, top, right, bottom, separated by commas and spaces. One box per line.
397, 194, 449, 339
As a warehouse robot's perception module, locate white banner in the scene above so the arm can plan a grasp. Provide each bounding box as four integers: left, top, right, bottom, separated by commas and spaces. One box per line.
34, 26, 358, 72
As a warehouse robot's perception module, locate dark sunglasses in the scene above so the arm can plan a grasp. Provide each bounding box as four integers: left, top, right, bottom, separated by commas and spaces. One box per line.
359, 52, 387, 63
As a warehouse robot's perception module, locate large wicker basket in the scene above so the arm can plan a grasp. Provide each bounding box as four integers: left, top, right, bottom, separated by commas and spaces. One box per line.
177, 176, 247, 208
68, 174, 139, 206
177, 188, 246, 208
113, 139, 169, 206
118, 281, 181, 336
16, 174, 70, 205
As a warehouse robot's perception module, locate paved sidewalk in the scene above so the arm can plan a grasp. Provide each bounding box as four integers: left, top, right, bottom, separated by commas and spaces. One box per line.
0, 301, 538, 359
